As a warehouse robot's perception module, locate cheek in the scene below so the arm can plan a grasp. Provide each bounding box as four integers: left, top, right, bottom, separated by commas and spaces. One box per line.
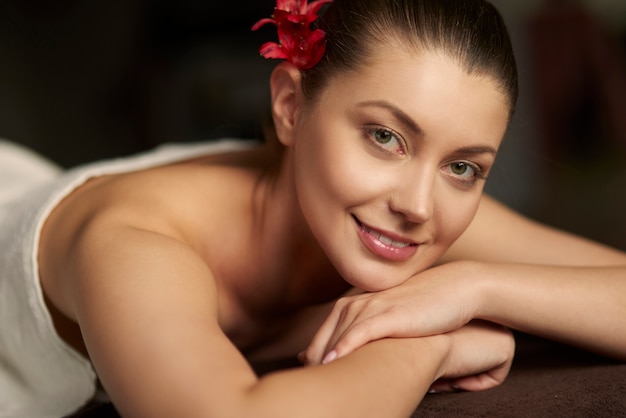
292, 126, 345, 233
299, 151, 392, 218
434, 191, 482, 246
294, 121, 374, 208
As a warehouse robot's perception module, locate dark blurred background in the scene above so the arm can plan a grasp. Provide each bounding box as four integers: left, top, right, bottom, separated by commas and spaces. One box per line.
0, 0, 625, 250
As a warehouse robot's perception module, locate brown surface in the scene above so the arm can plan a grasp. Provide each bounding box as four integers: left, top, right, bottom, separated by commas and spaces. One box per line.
416, 332, 626, 417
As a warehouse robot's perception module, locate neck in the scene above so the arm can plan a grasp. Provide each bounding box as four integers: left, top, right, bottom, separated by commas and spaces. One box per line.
248, 150, 350, 310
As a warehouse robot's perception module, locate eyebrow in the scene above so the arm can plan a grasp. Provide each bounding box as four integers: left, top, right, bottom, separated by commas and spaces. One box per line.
356, 100, 423, 135
452, 146, 498, 157
356, 100, 498, 156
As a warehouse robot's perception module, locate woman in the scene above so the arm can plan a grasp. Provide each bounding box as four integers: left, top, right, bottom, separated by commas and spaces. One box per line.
0, 0, 624, 417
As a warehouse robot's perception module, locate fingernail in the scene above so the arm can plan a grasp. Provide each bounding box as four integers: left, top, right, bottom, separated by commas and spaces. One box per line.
297, 351, 306, 363
322, 350, 337, 364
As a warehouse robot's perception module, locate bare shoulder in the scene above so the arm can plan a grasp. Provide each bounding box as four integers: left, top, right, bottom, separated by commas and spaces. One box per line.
39, 147, 267, 322
440, 194, 626, 266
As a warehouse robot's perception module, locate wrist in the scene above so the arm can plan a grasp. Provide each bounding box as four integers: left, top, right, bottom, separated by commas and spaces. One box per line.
453, 259, 493, 322
432, 259, 490, 324
465, 260, 503, 323
406, 334, 451, 382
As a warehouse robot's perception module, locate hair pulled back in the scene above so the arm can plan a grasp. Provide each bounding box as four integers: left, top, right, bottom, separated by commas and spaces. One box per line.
302, 0, 518, 116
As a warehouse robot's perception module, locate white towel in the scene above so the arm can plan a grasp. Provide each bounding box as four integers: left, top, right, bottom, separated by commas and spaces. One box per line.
0, 141, 61, 225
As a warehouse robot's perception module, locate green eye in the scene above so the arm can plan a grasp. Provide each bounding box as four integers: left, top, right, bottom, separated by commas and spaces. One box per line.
374, 129, 394, 144
444, 161, 486, 188
365, 126, 405, 156
451, 162, 469, 175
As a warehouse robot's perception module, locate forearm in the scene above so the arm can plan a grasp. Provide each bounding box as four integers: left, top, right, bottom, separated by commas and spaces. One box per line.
245, 336, 446, 418
475, 261, 626, 360
97, 323, 447, 418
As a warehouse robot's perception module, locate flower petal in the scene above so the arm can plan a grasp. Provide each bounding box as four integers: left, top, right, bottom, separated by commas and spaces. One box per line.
276, 0, 300, 13
306, 27, 327, 44
301, 30, 327, 69
296, 29, 327, 69
258, 42, 289, 60
251, 17, 276, 31
284, 12, 317, 25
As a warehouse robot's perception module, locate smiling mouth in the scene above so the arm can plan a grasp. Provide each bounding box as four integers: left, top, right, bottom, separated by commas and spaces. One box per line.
352, 215, 417, 249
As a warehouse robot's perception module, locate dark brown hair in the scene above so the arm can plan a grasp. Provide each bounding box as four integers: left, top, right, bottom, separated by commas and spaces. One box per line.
302, 0, 518, 116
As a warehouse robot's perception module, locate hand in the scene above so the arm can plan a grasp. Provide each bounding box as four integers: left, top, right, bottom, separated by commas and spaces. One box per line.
430, 320, 515, 393
301, 261, 483, 365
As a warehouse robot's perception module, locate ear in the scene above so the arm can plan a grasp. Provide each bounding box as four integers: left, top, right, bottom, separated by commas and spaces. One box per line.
269, 62, 304, 147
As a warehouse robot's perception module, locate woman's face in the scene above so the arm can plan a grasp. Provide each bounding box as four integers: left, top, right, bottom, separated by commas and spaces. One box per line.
291, 47, 510, 291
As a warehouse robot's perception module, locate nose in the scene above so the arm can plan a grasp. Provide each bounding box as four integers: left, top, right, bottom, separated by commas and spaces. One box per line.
388, 167, 435, 224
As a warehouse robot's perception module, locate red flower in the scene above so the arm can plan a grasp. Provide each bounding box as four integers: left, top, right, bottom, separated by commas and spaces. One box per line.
252, 0, 333, 70
276, 0, 332, 16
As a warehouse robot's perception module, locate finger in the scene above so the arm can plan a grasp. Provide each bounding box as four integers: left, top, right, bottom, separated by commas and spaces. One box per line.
453, 353, 513, 392
307, 294, 379, 365
329, 312, 404, 361
446, 336, 513, 392
303, 298, 352, 365
448, 372, 502, 392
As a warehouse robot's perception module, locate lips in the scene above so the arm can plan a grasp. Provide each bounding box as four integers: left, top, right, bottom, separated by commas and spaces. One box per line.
353, 216, 419, 262
360, 223, 413, 248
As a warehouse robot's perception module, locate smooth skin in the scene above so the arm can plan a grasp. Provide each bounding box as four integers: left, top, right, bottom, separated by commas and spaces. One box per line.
35, 45, 619, 418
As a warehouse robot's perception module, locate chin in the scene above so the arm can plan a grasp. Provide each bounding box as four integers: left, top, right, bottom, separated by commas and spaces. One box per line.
341, 264, 410, 293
